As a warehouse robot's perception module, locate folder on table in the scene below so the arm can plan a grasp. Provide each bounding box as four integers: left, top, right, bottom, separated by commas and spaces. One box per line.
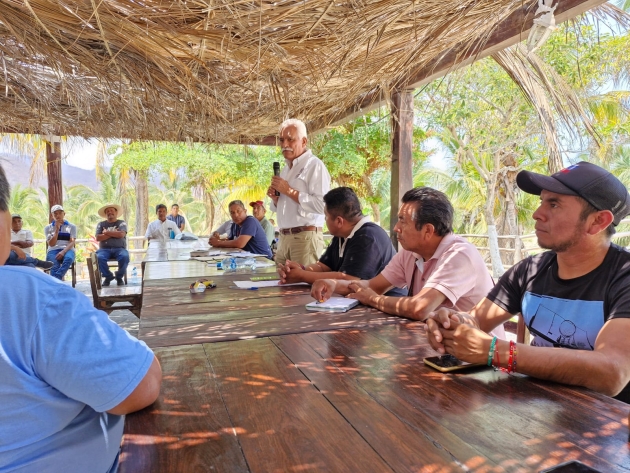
305, 297, 359, 312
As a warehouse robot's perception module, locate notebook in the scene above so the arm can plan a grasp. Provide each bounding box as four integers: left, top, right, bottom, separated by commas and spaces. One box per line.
305, 297, 359, 312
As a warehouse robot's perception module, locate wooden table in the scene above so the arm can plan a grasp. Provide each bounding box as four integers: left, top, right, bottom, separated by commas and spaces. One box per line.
120, 263, 630, 473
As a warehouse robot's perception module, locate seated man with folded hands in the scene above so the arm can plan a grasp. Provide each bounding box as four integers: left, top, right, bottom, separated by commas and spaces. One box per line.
426, 162, 630, 403
278, 187, 405, 296
311, 187, 504, 335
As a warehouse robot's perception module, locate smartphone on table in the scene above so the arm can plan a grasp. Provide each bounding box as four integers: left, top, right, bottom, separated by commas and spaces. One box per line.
423, 354, 486, 372
538, 460, 602, 472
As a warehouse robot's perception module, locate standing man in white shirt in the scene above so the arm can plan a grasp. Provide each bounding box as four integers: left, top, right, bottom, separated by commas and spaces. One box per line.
267, 118, 331, 266
145, 204, 181, 244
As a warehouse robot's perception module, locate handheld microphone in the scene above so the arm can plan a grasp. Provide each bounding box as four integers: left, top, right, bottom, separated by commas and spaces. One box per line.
273, 162, 280, 196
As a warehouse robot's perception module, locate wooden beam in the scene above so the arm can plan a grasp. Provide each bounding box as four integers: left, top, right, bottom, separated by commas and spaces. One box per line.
390, 89, 414, 248
46, 140, 63, 221
309, 0, 606, 134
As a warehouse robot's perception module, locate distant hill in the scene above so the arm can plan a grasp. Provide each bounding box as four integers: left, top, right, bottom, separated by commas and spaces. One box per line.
0, 152, 99, 190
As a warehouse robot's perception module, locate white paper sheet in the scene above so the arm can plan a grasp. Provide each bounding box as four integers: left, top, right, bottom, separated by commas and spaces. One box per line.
233, 280, 308, 288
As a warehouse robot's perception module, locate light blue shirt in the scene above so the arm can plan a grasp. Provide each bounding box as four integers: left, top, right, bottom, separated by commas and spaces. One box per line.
0, 267, 154, 473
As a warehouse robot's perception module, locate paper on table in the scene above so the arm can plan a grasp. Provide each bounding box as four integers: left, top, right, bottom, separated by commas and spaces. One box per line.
232, 251, 270, 257
233, 280, 308, 288
190, 250, 223, 257
253, 261, 275, 268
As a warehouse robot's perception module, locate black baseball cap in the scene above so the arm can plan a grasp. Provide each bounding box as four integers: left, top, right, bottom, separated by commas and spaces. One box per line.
517, 161, 630, 225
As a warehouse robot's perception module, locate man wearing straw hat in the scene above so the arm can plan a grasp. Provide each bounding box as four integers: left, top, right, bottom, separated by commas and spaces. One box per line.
95, 204, 130, 286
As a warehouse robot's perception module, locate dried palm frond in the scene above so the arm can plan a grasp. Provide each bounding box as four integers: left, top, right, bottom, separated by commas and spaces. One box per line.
493, 45, 599, 173
0, 0, 602, 143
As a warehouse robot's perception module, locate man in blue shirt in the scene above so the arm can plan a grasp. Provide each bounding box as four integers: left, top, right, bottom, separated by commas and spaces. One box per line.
0, 164, 162, 473
166, 204, 186, 231
44, 205, 77, 280
208, 200, 272, 259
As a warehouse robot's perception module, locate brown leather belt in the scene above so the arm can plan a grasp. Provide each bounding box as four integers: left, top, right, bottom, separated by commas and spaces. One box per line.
280, 226, 321, 235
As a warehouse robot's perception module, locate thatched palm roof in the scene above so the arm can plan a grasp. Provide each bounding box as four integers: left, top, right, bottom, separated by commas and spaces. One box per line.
0, 0, 605, 143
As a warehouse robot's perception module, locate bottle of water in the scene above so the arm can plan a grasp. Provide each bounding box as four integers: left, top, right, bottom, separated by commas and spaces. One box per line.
169, 229, 175, 239
220, 257, 256, 273
131, 266, 138, 284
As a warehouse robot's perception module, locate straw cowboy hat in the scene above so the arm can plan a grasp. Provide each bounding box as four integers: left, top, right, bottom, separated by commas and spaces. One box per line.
98, 203, 123, 219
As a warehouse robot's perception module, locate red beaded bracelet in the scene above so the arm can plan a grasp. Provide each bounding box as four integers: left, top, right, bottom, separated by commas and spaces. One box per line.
493, 343, 500, 371
507, 341, 514, 374
492, 340, 517, 374
511, 343, 518, 374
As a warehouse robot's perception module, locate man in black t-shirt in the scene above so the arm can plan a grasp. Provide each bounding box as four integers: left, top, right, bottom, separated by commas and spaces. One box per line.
278, 187, 405, 297
95, 204, 130, 286
426, 162, 630, 403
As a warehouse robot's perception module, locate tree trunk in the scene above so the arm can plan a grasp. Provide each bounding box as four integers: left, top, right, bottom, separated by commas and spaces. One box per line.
370, 202, 381, 225
484, 161, 505, 278
203, 188, 215, 235
487, 224, 505, 278
46, 140, 63, 222
133, 169, 149, 245
390, 88, 414, 248
360, 173, 380, 224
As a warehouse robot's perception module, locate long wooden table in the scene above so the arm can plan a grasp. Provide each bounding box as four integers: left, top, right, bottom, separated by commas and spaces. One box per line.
120, 262, 630, 473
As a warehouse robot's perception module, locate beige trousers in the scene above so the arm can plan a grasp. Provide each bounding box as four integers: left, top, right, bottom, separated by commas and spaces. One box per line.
275, 231, 324, 266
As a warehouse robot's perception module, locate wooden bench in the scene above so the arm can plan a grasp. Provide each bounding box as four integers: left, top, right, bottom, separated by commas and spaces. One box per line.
87, 252, 142, 318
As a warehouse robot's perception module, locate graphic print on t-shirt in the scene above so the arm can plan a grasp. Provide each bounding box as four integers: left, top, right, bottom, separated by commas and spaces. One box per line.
522, 292, 604, 350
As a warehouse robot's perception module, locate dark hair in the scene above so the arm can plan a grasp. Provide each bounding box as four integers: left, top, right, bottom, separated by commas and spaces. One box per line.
401, 187, 453, 236
228, 200, 245, 209
0, 164, 9, 212
579, 197, 615, 238
156, 204, 167, 213
323, 187, 363, 221
172, 203, 179, 208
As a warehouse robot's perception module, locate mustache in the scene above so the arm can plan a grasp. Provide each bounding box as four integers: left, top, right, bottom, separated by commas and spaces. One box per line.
282, 147, 293, 152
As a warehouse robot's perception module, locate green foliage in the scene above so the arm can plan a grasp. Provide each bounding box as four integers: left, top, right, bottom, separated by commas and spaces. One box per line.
311, 111, 429, 222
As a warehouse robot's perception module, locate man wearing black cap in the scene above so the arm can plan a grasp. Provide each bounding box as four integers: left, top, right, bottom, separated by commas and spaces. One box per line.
426, 161, 630, 403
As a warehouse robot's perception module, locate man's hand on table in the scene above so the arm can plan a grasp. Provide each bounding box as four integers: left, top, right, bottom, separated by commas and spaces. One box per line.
346, 281, 377, 306
277, 259, 303, 284
208, 235, 221, 247
425, 307, 490, 364
311, 279, 336, 302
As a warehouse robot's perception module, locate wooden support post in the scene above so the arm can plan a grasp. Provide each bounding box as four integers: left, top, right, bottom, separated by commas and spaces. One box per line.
390, 89, 414, 248
46, 138, 63, 222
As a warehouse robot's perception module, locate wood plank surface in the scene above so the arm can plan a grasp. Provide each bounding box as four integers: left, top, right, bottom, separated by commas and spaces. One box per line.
120, 345, 248, 473
272, 333, 471, 472
203, 337, 395, 473
139, 307, 403, 348
308, 326, 630, 472
142, 282, 310, 310
140, 294, 315, 327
